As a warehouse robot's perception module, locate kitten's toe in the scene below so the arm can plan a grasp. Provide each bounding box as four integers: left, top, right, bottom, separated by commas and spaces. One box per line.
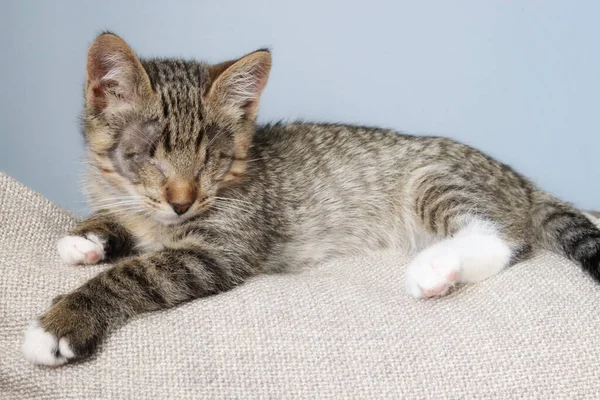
57, 235, 105, 265
22, 321, 75, 366
405, 248, 461, 298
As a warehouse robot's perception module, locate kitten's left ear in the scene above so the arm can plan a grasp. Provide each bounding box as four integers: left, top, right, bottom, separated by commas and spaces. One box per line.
205, 49, 272, 121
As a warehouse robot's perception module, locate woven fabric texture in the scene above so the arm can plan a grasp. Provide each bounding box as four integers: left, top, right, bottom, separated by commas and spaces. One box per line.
1, 171, 599, 399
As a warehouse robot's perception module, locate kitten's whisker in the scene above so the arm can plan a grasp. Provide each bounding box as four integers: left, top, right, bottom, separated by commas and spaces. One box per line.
213, 197, 254, 206
210, 203, 241, 212
92, 202, 144, 208
213, 198, 253, 209
135, 131, 156, 148
92, 203, 148, 213
94, 198, 144, 204
94, 194, 145, 200
93, 196, 146, 204
211, 202, 254, 214
212, 198, 280, 215
207, 129, 224, 146
92, 208, 148, 216
244, 157, 268, 163
94, 200, 144, 205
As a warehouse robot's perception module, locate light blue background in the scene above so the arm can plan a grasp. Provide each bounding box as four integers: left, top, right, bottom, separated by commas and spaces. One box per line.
1, 1, 598, 214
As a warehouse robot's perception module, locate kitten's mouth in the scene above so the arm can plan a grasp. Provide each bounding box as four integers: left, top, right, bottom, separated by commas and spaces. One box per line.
154, 212, 196, 226
153, 197, 213, 226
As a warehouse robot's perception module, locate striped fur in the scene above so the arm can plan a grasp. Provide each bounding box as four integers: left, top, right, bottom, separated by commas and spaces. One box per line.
25, 33, 600, 365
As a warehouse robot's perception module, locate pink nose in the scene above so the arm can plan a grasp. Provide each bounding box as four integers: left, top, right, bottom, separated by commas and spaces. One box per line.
170, 201, 192, 215
165, 179, 197, 216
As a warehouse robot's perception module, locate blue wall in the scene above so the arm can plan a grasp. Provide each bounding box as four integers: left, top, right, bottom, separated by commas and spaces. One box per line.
1, 1, 598, 213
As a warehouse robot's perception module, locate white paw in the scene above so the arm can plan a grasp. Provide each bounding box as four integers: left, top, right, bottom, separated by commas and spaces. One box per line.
22, 321, 75, 366
405, 245, 461, 298
57, 234, 105, 265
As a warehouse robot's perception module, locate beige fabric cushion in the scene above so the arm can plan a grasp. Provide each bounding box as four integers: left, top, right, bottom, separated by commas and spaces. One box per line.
1, 171, 600, 399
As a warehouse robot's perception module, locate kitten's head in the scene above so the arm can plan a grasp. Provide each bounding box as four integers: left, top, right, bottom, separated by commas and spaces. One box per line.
83, 33, 271, 225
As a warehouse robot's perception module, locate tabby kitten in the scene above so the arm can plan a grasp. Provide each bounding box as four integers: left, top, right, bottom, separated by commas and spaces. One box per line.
22, 33, 600, 366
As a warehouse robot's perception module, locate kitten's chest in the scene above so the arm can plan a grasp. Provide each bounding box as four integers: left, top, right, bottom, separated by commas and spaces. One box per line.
120, 216, 170, 253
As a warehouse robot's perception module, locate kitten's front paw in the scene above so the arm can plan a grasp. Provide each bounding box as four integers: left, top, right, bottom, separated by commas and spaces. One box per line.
22, 321, 75, 366
22, 296, 104, 366
405, 246, 461, 298
57, 234, 105, 265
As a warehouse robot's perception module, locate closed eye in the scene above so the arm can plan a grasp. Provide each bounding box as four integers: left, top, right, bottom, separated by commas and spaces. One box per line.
151, 160, 168, 176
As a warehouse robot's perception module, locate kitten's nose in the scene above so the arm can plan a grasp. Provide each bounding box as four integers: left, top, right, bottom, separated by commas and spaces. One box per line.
165, 179, 197, 216
170, 201, 192, 215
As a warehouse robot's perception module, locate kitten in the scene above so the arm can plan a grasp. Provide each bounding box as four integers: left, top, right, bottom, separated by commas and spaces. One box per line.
22, 33, 600, 366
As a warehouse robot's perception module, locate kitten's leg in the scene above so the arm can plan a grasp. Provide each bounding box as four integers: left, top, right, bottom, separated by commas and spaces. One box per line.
405, 219, 514, 298
22, 246, 251, 366
57, 213, 134, 265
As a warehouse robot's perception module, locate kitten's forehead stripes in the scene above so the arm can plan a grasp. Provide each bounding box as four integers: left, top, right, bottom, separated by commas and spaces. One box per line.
142, 59, 204, 86
142, 59, 208, 153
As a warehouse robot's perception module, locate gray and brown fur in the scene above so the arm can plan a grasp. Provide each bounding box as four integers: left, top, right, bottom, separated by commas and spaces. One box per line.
38, 33, 600, 361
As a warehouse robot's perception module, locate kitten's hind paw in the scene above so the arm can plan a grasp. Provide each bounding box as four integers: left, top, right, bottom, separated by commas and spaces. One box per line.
405, 246, 461, 298
57, 235, 105, 265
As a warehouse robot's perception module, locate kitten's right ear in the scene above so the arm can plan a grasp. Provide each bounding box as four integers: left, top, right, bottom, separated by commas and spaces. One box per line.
85, 33, 154, 114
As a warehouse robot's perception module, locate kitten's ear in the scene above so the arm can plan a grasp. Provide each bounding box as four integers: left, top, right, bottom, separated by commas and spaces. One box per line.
85, 33, 154, 114
205, 49, 271, 121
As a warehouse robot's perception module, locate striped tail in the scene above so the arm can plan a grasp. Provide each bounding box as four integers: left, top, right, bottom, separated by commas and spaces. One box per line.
532, 191, 600, 281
